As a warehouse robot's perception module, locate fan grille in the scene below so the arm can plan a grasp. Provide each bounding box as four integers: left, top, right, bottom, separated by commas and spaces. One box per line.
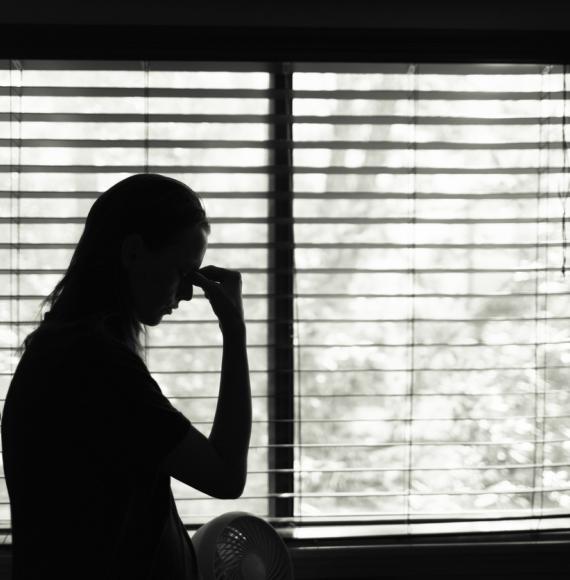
213, 516, 292, 580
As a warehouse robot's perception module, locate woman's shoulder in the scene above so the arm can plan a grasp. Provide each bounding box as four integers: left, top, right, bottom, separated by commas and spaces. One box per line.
29, 318, 141, 364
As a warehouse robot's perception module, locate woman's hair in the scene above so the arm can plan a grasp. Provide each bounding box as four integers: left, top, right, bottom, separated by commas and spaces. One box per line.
17, 173, 210, 360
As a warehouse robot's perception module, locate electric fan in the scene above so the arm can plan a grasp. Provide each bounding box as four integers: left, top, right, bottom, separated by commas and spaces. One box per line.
191, 511, 294, 580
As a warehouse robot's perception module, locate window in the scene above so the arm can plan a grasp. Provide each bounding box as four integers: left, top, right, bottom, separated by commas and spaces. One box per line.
1, 59, 570, 542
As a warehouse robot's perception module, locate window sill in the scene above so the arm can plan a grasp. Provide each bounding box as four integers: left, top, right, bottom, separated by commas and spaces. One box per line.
284, 530, 570, 579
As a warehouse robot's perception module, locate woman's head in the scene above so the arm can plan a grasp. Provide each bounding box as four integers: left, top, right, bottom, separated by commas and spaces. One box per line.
19, 173, 210, 357
121, 219, 208, 326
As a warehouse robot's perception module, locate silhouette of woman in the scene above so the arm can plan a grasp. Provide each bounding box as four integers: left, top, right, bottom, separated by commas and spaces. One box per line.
1, 173, 251, 579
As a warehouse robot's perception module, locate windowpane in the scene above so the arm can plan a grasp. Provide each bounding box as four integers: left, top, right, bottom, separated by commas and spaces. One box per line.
293, 64, 570, 524
0, 61, 271, 529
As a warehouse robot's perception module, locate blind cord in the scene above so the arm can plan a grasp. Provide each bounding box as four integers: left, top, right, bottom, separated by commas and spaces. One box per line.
405, 63, 419, 534
289, 67, 303, 524
536, 65, 552, 530
532, 66, 548, 526
293, 227, 303, 523
144, 60, 150, 175
9, 60, 22, 375
560, 64, 568, 276
142, 60, 150, 363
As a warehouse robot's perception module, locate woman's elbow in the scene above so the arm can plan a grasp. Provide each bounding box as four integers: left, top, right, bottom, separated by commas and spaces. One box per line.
225, 477, 246, 499
216, 470, 246, 499
216, 483, 244, 500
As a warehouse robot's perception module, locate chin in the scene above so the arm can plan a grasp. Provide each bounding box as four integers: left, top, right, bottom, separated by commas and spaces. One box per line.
152, 313, 165, 326
140, 312, 163, 327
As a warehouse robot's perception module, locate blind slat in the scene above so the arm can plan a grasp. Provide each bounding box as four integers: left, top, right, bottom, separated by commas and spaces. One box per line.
1, 112, 567, 124
1, 291, 569, 298
168, 487, 570, 500
2, 165, 570, 175
3, 86, 569, 100
1, 366, 569, 376
293, 63, 557, 74
0, 190, 566, 201
3, 242, 570, 250
0, 87, 274, 98
1, 61, 556, 74
1, 217, 568, 226
0, 267, 568, 276
2, 317, 569, 325
1, 139, 568, 150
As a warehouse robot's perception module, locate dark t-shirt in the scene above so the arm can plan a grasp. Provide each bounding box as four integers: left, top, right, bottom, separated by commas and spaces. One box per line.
1, 321, 198, 579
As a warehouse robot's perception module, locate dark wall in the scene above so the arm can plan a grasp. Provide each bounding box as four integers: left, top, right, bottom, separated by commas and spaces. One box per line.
3, 1, 570, 62
1, 0, 570, 30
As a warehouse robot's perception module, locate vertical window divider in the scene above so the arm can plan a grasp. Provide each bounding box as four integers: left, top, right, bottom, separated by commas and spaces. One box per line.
267, 62, 295, 526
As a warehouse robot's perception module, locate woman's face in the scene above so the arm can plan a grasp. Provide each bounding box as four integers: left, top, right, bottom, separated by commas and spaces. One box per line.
121, 224, 209, 326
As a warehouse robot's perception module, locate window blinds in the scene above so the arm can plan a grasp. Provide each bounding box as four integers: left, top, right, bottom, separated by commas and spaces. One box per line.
1, 60, 570, 540
292, 62, 570, 535
0, 60, 273, 531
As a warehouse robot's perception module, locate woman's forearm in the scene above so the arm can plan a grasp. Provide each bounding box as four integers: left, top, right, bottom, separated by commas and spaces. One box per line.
208, 324, 252, 494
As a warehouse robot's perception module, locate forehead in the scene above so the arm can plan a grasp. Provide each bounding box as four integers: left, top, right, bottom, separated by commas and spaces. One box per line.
169, 225, 208, 264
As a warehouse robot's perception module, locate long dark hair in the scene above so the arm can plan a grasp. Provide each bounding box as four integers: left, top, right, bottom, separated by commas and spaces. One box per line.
17, 173, 210, 360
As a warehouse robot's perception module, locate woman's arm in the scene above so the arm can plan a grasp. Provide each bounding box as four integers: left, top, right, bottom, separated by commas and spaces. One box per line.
208, 323, 251, 496
158, 266, 252, 499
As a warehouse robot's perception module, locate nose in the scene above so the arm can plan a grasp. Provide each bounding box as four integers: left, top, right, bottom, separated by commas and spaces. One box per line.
178, 281, 193, 302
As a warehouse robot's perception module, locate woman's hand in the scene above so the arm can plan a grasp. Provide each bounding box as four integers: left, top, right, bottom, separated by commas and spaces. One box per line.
191, 266, 245, 333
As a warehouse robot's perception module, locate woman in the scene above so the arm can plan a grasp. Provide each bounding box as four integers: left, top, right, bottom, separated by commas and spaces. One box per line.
1, 173, 251, 579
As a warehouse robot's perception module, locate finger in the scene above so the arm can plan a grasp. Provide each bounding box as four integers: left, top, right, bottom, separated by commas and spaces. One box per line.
190, 271, 219, 291
199, 265, 240, 282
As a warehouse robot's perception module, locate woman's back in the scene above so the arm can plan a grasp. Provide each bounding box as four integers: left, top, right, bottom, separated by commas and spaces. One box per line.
1, 321, 198, 579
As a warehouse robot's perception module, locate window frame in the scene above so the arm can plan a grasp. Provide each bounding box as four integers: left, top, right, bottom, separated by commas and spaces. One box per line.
1, 25, 570, 63
2, 23, 570, 578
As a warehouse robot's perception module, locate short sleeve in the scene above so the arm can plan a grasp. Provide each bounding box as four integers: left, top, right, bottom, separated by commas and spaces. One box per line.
70, 335, 192, 473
